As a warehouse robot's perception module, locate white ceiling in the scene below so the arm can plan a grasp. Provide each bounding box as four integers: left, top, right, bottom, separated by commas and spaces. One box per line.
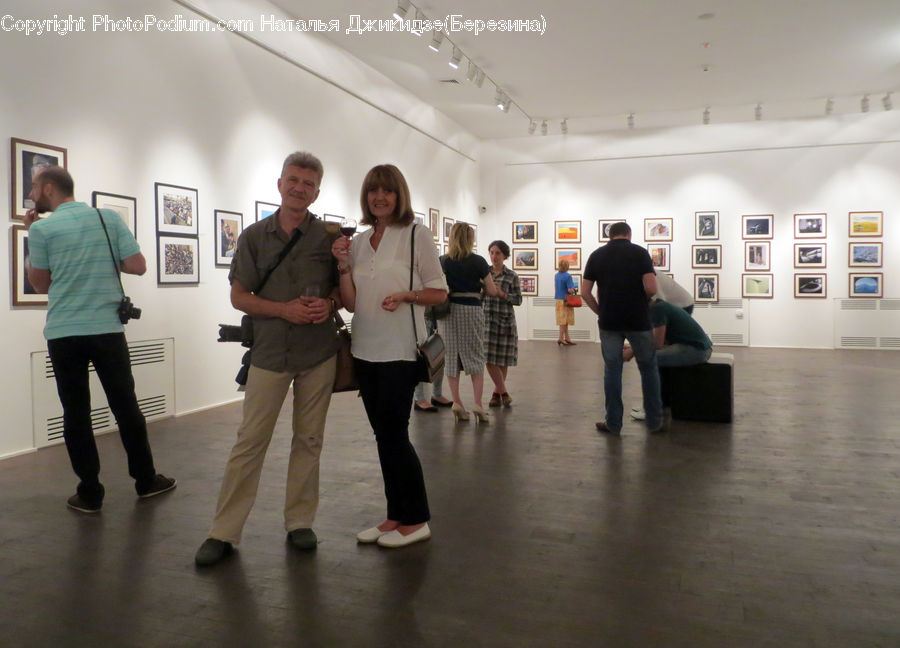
270, 0, 900, 138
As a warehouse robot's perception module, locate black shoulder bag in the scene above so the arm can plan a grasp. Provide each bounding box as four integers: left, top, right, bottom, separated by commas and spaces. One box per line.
96, 209, 141, 324
409, 225, 445, 383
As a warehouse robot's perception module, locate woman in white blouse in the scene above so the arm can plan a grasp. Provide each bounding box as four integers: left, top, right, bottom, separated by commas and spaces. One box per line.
331, 164, 448, 549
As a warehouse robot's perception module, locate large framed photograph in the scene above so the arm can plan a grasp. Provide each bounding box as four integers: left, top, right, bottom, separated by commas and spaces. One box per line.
695, 211, 719, 240
11, 225, 47, 306
512, 248, 538, 271
794, 213, 826, 238
694, 274, 718, 302
793, 243, 826, 268
554, 220, 581, 244
848, 242, 882, 267
443, 216, 455, 241
158, 235, 200, 285
512, 221, 538, 244
598, 219, 625, 241
849, 273, 883, 298
647, 244, 670, 272
519, 274, 538, 296
742, 273, 774, 298
92, 191, 137, 237
555, 248, 582, 271
794, 274, 827, 298
742, 214, 774, 240
214, 210, 243, 267
255, 200, 279, 222
692, 244, 721, 268
848, 211, 883, 237
155, 182, 198, 235
744, 241, 770, 271
644, 218, 673, 242
429, 208, 440, 241
11, 137, 68, 220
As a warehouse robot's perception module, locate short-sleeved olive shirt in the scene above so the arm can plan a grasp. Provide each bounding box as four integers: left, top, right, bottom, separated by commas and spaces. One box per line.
229, 210, 339, 373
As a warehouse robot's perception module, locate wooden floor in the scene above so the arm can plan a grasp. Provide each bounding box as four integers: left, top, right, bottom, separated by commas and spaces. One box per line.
1, 341, 899, 647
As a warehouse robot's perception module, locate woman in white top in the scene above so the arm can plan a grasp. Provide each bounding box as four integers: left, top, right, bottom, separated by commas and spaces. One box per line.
331, 164, 448, 549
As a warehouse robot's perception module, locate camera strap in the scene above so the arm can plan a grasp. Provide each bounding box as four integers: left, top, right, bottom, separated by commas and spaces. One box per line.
254, 226, 303, 294
96, 208, 126, 298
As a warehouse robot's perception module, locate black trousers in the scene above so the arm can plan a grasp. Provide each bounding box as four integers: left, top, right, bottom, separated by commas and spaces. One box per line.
47, 333, 156, 501
354, 358, 430, 525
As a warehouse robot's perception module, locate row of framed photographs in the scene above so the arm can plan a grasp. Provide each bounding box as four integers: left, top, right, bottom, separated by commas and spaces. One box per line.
678, 241, 884, 271
510, 247, 581, 272
692, 273, 884, 300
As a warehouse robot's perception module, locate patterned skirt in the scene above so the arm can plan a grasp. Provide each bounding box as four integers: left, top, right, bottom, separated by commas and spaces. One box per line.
442, 303, 485, 377
555, 300, 575, 325
484, 320, 518, 367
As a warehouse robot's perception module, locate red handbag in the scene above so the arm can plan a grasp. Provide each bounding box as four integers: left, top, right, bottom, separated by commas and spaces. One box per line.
565, 295, 582, 307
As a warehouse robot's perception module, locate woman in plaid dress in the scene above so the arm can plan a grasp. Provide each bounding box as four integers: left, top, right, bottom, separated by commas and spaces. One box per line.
483, 240, 522, 407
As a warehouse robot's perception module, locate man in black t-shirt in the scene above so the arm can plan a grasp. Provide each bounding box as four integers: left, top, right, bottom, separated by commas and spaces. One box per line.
582, 222, 664, 435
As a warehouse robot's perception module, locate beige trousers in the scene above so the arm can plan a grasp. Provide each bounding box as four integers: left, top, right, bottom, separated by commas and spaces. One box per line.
208, 356, 336, 544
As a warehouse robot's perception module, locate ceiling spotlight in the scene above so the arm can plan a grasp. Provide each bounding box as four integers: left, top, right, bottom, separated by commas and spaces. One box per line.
528, 120, 536, 135
825, 97, 834, 115
494, 88, 504, 108
754, 103, 762, 121
541, 120, 548, 136
428, 30, 444, 52
474, 68, 485, 88
449, 47, 462, 69
703, 106, 710, 125
861, 95, 870, 113
883, 93, 893, 111
627, 113, 635, 129
465, 60, 477, 82
392, 0, 409, 21
560, 119, 568, 134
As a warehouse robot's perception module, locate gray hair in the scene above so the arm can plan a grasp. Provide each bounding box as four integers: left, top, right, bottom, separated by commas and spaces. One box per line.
281, 151, 324, 183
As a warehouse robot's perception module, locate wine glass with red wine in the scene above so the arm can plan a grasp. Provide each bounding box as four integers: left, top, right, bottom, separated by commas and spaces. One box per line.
340, 218, 357, 238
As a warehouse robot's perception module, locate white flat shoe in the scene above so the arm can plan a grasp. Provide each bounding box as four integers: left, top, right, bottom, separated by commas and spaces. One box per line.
376, 523, 431, 548
357, 526, 388, 543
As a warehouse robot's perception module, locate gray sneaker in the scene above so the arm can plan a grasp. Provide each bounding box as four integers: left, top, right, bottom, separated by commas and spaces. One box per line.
195, 538, 234, 566
630, 408, 646, 421
287, 528, 318, 550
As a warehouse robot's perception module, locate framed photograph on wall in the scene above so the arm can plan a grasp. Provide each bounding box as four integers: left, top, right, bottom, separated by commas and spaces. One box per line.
848, 211, 882, 237
570, 273, 582, 294
692, 244, 721, 268
694, 274, 718, 302
647, 244, 670, 271
744, 241, 770, 271
158, 234, 200, 285
429, 208, 440, 241
155, 182, 198, 236
322, 214, 342, 223
413, 211, 426, 227
214, 209, 243, 267
519, 274, 538, 296
695, 211, 719, 240
742, 214, 774, 240
92, 191, 137, 237
644, 218, 673, 242
512, 248, 538, 271
443, 216, 455, 241
794, 274, 827, 298
848, 242, 882, 267
11, 137, 67, 220
849, 273, 883, 298
512, 221, 538, 244
255, 200, 279, 222
742, 273, 774, 298
11, 225, 47, 306
554, 220, 581, 244
794, 213, 827, 238
598, 219, 624, 241
793, 243, 826, 268
470, 222, 479, 251
555, 248, 582, 271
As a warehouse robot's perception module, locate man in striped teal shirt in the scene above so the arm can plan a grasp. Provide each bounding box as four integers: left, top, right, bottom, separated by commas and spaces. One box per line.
26, 167, 175, 513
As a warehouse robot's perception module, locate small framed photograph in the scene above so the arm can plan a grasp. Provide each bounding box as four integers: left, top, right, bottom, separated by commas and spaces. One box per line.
470, 222, 479, 251
794, 274, 827, 298
598, 219, 624, 241
11, 137, 68, 220
692, 244, 721, 268
848, 211, 882, 237
849, 273, 883, 298
570, 273, 582, 293
155, 182, 198, 236
695, 211, 719, 240
694, 274, 718, 302
742, 273, 774, 298
744, 241, 770, 271
429, 208, 440, 241
158, 235, 200, 285
413, 211, 426, 227
255, 200, 279, 222
519, 274, 538, 296
849, 242, 882, 267
554, 220, 581, 244
443, 216, 455, 241
11, 225, 47, 306
214, 210, 243, 267
644, 218, 673, 242
512, 248, 538, 271
555, 248, 582, 271
322, 213, 342, 224
512, 221, 538, 244
742, 214, 774, 240
793, 243, 826, 268
92, 191, 137, 237
647, 244, 670, 271
794, 213, 826, 238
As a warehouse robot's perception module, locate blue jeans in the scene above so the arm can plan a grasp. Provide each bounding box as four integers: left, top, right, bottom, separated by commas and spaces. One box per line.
599, 329, 663, 432
657, 344, 711, 367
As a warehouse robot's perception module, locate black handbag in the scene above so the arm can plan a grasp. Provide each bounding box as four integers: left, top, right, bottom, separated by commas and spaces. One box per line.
332, 312, 358, 392
409, 225, 445, 383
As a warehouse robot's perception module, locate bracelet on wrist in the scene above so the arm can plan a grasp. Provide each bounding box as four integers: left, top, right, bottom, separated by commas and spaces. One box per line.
338, 264, 351, 275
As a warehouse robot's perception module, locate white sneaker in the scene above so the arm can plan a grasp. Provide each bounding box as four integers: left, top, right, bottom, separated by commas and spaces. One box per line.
630, 408, 646, 420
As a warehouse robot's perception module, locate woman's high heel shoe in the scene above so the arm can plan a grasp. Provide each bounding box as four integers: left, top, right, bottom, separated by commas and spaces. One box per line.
451, 403, 470, 422
471, 406, 490, 423
557, 340, 565, 346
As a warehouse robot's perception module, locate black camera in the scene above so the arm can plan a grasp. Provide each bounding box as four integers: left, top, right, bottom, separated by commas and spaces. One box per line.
118, 296, 142, 324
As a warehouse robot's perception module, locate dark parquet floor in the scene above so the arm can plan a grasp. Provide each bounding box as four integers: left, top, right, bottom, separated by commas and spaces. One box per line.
1, 342, 899, 647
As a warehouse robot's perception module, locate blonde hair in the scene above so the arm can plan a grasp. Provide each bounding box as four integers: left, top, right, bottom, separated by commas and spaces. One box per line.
359, 164, 414, 226
448, 222, 474, 260
557, 259, 570, 273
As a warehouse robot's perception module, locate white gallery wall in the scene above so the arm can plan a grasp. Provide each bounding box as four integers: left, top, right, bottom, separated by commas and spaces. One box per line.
0, 0, 480, 458
480, 113, 900, 349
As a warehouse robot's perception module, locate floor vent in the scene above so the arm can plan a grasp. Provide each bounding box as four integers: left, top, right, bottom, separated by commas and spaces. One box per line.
711, 333, 745, 346
879, 299, 900, 311
840, 299, 877, 311
533, 297, 557, 308
840, 336, 877, 348
880, 337, 900, 348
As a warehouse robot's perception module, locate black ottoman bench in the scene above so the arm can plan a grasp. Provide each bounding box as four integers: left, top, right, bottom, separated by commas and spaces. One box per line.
659, 352, 734, 423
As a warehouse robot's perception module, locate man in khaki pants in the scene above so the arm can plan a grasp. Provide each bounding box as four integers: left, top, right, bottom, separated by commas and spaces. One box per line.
196, 152, 341, 566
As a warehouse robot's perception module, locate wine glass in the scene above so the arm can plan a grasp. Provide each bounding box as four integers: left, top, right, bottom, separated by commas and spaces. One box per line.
339, 217, 357, 238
